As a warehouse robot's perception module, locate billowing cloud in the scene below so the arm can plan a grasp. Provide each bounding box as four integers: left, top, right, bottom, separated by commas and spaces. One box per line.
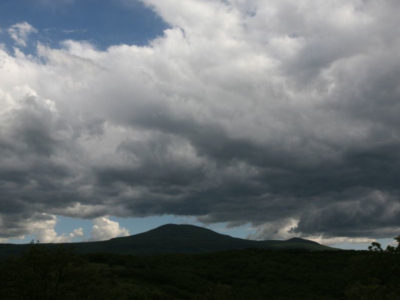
1, 0, 400, 242
69, 227, 84, 239
7, 22, 37, 47
91, 217, 130, 241
10, 213, 84, 243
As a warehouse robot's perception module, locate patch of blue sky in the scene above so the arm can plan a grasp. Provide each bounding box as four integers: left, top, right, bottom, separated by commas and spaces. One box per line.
54, 216, 92, 241
332, 238, 395, 251
8, 235, 35, 244
0, 0, 167, 53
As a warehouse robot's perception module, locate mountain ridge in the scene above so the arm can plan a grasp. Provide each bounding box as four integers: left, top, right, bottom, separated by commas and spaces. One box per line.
0, 223, 336, 258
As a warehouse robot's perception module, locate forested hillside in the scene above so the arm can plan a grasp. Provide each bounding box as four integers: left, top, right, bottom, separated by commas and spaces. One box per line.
0, 245, 399, 299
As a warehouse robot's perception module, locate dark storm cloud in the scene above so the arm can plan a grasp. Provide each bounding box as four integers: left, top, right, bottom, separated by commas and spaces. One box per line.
2, 0, 400, 241
0, 89, 91, 237
94, 106, 400, 238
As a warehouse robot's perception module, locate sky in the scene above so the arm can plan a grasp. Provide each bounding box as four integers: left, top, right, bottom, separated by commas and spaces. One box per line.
0, 0, 399, 250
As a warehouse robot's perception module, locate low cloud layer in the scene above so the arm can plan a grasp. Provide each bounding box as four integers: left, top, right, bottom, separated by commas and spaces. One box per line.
1, 0, 400, 241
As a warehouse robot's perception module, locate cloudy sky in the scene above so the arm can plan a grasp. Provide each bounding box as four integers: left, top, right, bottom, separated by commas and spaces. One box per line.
0, 0, 399, 248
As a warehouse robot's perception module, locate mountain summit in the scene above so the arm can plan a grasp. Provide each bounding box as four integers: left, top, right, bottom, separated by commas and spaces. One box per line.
0, 224, 335, 258
75, 224, 335, 254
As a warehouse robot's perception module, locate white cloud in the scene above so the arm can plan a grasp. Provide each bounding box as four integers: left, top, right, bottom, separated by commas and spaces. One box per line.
90, 217, 130, 241
249, 219, 376, 245
248, 218, 299, 240
27, 214, 84, 243
307, 236, 375, 246
7, 22, 38, 47
69, 227, 84, 239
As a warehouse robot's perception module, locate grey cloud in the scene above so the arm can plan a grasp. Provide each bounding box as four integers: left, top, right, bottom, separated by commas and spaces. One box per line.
0, 89, 97, 237
296, 189, 400, 237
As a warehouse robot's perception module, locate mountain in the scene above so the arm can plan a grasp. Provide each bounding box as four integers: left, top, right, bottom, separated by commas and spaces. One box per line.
0, 224, 335, 258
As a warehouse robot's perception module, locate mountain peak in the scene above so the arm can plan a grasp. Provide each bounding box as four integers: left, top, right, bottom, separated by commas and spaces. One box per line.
154, 223, 200, 230
286, 237, 319, 245
146, 223, 225, 237
0, 224, 335, 258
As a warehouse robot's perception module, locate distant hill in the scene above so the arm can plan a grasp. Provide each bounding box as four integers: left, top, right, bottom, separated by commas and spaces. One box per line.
0, 224, 335, 258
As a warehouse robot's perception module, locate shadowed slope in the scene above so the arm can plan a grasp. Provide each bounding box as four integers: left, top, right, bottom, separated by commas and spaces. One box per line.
0, 224, 335, 258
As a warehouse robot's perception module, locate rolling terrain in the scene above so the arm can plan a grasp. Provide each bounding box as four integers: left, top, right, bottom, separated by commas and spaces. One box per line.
1, 225, 398, 299
0, 224, 334, 258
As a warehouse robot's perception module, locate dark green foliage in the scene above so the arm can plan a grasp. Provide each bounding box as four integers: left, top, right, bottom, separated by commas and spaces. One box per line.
0, 245, 122, 299
0, 233, 399, 299
345, 237, 400, 299
0, 246, 373, 299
